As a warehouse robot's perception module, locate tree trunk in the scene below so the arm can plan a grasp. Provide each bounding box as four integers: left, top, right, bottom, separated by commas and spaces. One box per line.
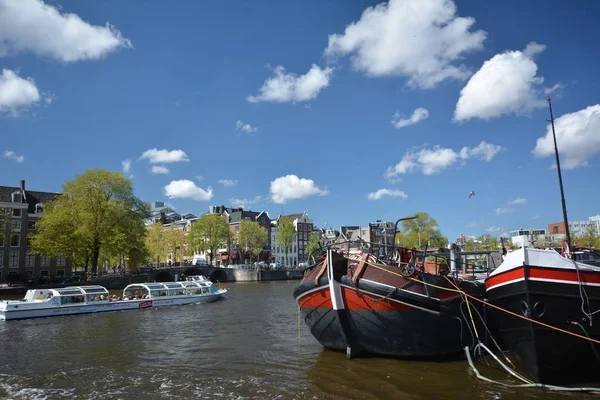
91, 245, 100, 274
84, 254, 90, 274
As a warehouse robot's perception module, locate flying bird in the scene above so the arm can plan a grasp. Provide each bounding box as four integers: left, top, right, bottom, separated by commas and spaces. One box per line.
468, 191, 476, 199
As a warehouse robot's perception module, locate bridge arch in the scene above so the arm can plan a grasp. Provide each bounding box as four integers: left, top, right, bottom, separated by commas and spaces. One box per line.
155, 270, 174, 282
209, 269, 228, 283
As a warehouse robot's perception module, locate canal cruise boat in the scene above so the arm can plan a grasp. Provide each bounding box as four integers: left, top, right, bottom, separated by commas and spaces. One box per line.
0, 278, 227, 321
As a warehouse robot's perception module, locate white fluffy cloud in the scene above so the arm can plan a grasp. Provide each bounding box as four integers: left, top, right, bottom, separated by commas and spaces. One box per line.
248, 64, 333, 103
151, 165, 169, 175
218, 179, 238, 187
508, 197, 527, 205
230, 196, 263, 209
164, 180, 213, 201
0, 69, 42, 115
0, 0, 131, 62
3, 150, 24, 163
487, 226, 502, 233
270, 175, 328, 204
392, 107, 429, 129
532, 104, 600, 169
121, 159, 131, 174
324, 0, 486, 88
236, 120, 257, 134
385, 141, 502, 180
454, 42, 547, 121
367, 188, 407, 200
495, 208, 514, 215
140, 149, 189, 164
531, 215, 540, 220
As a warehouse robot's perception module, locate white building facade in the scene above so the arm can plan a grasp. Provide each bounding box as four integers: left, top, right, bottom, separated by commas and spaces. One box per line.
270, 212, 313, 267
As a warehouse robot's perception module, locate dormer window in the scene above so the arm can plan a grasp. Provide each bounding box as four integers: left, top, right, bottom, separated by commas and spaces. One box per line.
35, 203, 44, 214
11, 192, 22, 203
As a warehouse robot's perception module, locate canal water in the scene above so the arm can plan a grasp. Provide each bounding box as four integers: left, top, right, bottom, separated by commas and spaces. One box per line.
0, 281, 584, 399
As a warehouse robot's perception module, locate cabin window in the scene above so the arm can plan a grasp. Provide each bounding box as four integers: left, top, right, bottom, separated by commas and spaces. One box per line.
87, 294, 105, 302
61, 296, 85, 305
9, 251, 19, 268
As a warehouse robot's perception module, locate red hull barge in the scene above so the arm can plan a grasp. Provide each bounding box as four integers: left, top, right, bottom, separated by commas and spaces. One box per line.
294, 249, 487, 358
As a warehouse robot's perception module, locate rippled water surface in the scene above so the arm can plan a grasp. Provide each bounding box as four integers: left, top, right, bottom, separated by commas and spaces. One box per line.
0, 281, 587, 399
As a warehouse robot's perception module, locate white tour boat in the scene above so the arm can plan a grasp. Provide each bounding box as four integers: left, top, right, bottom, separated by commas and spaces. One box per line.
0, 277, 227, 321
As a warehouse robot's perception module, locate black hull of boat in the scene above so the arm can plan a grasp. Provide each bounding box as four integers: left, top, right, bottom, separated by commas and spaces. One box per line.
295, 276, 486, 358
487, 279, 600, 385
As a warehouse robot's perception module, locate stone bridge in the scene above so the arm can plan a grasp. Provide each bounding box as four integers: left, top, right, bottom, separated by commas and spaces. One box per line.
148, 266, 303, 283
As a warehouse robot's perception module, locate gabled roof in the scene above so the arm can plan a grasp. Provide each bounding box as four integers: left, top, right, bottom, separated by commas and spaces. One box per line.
229, 210, 261, 223
0, 185, 60, 213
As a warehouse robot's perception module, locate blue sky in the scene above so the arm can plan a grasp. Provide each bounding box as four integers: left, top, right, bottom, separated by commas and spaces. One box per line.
1, 0, 599, 241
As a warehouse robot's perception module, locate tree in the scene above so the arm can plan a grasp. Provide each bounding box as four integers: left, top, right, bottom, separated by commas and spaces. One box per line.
394, 212, 448, 249
237, 220, 268, 262
277, 216, 295, 266
305, 232, 322, 264
575, 225, 599, 248
146, 223, 166, 266
163, 228, 187, 264
30, 169, 148, 274
188, 213, 230, 265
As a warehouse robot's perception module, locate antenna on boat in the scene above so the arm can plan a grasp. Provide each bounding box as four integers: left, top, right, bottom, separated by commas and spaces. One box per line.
547, 96, 572, 250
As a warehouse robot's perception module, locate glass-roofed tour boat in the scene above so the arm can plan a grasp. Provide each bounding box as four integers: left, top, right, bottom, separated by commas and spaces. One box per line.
0, 277, 227, 321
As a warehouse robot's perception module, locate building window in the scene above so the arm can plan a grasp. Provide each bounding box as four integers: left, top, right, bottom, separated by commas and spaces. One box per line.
28, 221, 36, 230
35, 204, 44, 214
9, 251, 19, 268
25, 250, 35, 267
0, 234, 3, 246
12, 208, 22, 217
10, 234, 19, 247
26, 236, 32, 246
41, 270, 50, 277
56, 257, 66, 267
26, 270, 33, 277
0, 252, 3, 268
41, 256, 51, 267
11, 220, 21, 232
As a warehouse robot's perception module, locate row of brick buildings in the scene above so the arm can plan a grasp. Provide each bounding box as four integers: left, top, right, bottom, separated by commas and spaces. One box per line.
0, 180, 72, 283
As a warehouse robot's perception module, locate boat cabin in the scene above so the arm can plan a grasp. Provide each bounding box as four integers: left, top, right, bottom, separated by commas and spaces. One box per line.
123, 280, 217, 300
21, 285, 110, 305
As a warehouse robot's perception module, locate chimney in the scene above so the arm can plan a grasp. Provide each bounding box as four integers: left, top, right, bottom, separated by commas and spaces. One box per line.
20, 180, 25, 190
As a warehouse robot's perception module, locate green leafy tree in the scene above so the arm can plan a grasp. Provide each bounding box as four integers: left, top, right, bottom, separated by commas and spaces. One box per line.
575, 225, 599, 248
188, 214, 230, 265
145, 223, 166, 266
163, 228, 187, 264
237, 220, 268, 262
305, 232, 322, 264
394, 212, 448, 249
30, 169, 148, 274
276, 216, 295, 266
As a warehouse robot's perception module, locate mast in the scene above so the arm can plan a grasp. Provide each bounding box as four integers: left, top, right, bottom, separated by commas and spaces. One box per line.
547, 96, 571, 249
